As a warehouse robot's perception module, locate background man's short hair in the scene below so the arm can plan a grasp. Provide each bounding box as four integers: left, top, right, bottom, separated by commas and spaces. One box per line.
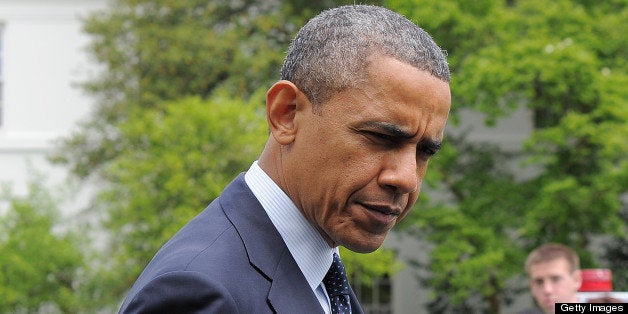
525, 243, 581, 274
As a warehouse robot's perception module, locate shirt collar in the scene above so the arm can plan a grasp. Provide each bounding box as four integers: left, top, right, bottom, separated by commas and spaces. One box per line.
244, 161, 335, 291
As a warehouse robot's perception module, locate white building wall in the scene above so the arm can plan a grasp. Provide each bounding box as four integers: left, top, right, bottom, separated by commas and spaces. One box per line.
0, 0, 106, 199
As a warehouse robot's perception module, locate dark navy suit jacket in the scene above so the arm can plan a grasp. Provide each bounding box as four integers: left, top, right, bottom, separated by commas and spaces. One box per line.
118, 174, 364, 313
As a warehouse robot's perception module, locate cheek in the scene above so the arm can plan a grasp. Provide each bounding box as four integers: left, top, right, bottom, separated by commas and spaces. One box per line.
418, 160, 430, 178
397, 192, 419, 220
335, 147, 382, 185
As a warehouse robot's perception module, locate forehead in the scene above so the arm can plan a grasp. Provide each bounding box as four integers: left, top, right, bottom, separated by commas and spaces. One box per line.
529, 258, 573, 278
365, 55, 450, 104
323, 55, 451, 137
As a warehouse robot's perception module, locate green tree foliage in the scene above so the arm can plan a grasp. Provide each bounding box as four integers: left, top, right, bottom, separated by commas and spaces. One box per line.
604, 209, 628, 291
406, 136, 529, 313
389, 0, 627, 312
0, 182, 85, 313
89, 91, 268, 305
340, 246, 402, 287
53, 0, 289, 178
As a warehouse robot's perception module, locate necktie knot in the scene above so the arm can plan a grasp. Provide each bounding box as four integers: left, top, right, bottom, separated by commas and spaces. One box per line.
323, 253, 352, 314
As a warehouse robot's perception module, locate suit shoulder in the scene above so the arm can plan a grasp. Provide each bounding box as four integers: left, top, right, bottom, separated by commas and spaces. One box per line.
120, 270, 238, 313
146, 200, 242, 274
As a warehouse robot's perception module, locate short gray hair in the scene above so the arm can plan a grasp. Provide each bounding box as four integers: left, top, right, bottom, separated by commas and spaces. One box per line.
280, 5, 450, 107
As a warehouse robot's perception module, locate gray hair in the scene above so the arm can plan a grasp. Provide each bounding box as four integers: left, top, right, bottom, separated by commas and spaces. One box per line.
280, 5, 450, 107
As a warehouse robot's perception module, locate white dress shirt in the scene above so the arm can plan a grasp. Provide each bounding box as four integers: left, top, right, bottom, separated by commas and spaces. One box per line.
245, 161, 337, 313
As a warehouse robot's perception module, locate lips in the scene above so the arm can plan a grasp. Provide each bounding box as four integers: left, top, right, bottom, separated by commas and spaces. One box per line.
357, 202, 403, 228
362, 203, 401, 216
541, 298, 554, 310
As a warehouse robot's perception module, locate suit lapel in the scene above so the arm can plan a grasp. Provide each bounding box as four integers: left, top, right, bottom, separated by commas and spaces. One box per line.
349, 289, 365, 314
267, 250, 325, 313
220, 174, 323, 313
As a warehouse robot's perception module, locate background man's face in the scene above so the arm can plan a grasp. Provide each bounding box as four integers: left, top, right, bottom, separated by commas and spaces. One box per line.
528, 258, 582, 313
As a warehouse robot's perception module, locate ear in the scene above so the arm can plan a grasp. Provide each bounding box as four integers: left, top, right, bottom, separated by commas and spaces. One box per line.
266, 80, 301, 145
572, 269, 582, 289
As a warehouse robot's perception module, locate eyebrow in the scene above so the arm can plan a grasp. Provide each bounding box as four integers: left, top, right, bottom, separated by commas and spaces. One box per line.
362, 121, 414, 138
362, 121, 443, 152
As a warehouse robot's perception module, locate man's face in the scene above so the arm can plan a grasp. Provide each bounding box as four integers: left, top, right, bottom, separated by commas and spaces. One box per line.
284, 55, 451, 253
528, 258, 582, 313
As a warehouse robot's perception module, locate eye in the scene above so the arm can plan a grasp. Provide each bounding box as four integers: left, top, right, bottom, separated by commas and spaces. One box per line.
373, 132, 396, 141
363, 131, 399, 146
417, 144, 436, 156
417, 141, 441, 159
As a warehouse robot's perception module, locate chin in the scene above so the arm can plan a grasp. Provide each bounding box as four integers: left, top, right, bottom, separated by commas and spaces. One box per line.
347, 245, 379, 254
341, 236, 386, 253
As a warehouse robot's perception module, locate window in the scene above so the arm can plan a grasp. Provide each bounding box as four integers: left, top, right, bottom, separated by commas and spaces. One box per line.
351, 273, 393, 314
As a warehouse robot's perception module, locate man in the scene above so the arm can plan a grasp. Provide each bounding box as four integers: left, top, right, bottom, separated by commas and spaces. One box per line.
119, 5, 451, 313
521, 243, 582, 314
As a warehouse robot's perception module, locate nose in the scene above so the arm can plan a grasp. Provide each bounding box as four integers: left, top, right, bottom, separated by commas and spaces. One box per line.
541, 281, 554, 294
378, 148, 420, 194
